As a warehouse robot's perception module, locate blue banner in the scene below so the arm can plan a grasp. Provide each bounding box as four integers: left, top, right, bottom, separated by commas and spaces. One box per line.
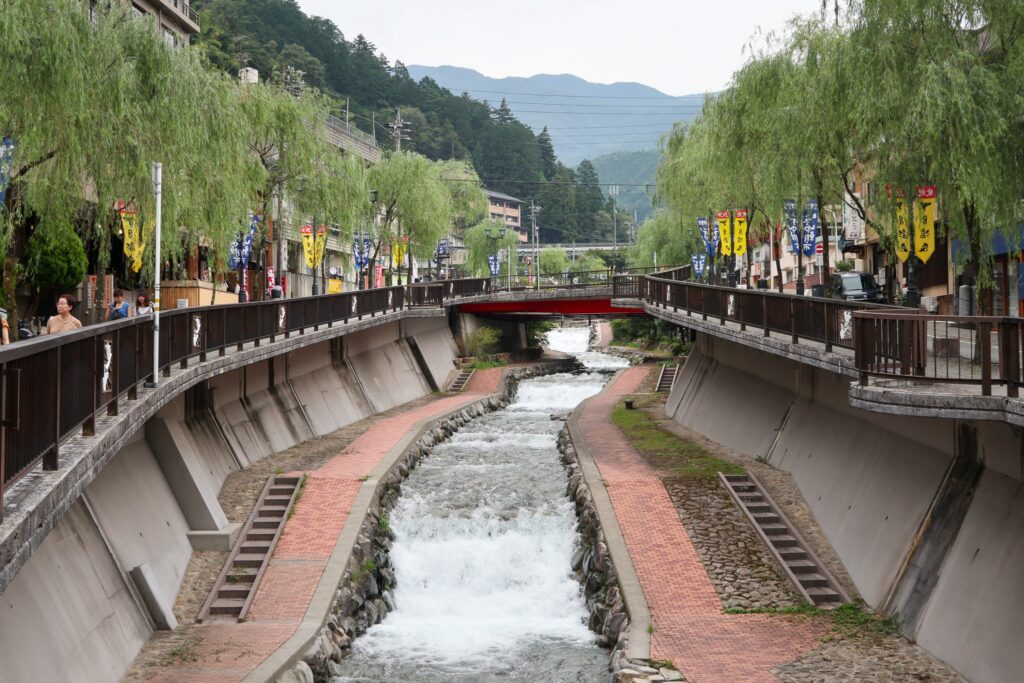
697, 216, 711, 255
488, 254, 500, 276
229, 213, 260, 269
691, 253, 706, 278
802, 200, 819, 257
0, 137, 15, 212
437, 238, 448, 256
784, 199, 800, 254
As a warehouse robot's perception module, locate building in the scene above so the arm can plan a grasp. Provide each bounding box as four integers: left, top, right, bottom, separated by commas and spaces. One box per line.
487, 190, 526, 243
124, 1, 201, 45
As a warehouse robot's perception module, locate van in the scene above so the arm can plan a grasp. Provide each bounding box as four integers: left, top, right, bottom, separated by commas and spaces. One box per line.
830, 272, 882, 302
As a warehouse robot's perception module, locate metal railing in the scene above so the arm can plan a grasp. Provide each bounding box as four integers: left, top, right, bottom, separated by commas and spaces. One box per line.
325, 114, 378, 149
492, 265, 686, 293
636, 274, 890, 352
169, 0, 200, 26
854, 312, 1022, 397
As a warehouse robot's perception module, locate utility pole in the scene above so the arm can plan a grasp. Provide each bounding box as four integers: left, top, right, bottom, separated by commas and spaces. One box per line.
390, 107, 411, 152
530, 201, 541, 291
147, 162, 162, 389
610, 185, 618, 252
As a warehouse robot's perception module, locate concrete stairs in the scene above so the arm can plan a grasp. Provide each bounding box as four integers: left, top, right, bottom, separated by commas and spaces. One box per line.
719, 472, 848, 608
198, 474, 304, 622
656, 364, 678, 392
448, 368, 475, 393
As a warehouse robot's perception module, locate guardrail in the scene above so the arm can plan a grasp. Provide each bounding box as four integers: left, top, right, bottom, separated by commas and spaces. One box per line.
854, 311, 1022, 397
325, 114, 378, 149
636, 274, 890, 352
491, 265, 687, 293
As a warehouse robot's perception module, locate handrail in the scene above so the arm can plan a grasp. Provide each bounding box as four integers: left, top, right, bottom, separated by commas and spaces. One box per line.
325, 114, 378, 148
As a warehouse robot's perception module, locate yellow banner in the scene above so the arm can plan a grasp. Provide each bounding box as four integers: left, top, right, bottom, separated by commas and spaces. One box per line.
314, 225, 328, 267
894, 196, 911, 263
915, 186, 937, 263
733, 209, 748, 256
716, 211, 732, 256
119, 209, 147, 273
301, 225, 316, 269
328, 278, 342, 294
392, 237, 408, 267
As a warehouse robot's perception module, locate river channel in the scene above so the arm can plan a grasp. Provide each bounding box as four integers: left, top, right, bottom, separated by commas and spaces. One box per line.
333, 326, 627, 682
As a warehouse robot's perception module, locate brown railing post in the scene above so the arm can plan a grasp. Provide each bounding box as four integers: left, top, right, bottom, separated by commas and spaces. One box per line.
762, 295, 769, 338
84, 337, 98, 437
1002, 321, 1020, 398
790, 299, 798, 344
979, 322, 992, 395
108, 332, 119, 417
44, 346, 60, 471
719, 290, 726, 325
701, 288, 707, 321
738, 294, 746, 332
824, 302, 833, 353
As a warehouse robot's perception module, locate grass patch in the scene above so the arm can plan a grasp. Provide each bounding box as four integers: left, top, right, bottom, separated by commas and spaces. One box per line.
286, 475, 308, 520
725, 602, 899, 637
161, 637, 201, 666
613, 399, 744, 480
468, 358, 507, 370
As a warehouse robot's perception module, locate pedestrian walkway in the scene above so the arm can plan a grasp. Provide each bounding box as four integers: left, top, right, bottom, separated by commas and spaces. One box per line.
577, 367, 826, 683
595, 321, 613, 348
145, 369, 503, 682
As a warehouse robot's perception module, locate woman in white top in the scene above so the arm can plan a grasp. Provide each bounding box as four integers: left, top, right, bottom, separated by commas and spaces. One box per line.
135, 294, 154, 315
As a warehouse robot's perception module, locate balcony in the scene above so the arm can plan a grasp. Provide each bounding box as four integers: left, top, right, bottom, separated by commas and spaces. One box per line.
152, 0, 200, 35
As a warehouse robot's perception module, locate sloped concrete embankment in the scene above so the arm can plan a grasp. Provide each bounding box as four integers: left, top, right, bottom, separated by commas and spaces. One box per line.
666, 333, 1024, 683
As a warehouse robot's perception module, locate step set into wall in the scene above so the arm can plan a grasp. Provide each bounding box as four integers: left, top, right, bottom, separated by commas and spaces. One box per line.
198, 474, 304, 622
719, 472, 848, 608
448, 368, 475, 393
656, 365, 678, 393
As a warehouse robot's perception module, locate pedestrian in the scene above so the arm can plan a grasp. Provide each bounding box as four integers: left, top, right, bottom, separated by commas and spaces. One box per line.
46, 294, 82, 334
135, 293, 154, 315
106, 289, 131, 321
0, 307, 10, 345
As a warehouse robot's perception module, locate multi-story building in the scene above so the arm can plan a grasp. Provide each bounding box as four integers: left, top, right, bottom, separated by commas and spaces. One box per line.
487, 190, 527, 243
123, 1, 201, 45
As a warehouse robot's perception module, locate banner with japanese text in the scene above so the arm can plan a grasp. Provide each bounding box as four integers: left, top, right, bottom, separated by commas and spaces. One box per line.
889, 187, 910, 262
802, 201, 818, 257
915, 185, 937, 263
314, 224, 328, 268
0, 137, 15, 212
301, 224, 316, 268
717, 210, 732, 256
116, 203, 146, 273
691, 253, 706, 278
697, 216, 711, 257
733, 209, 748, 256
784, 200, 800, 253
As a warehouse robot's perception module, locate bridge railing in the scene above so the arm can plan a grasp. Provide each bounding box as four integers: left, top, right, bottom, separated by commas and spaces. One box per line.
853, 311, 1022, 397
0, 285, 407, 514
638, 275, 890, 352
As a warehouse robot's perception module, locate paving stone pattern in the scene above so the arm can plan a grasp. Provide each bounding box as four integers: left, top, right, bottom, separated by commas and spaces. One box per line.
128, 370, 502, 683
579, 367, 826, 683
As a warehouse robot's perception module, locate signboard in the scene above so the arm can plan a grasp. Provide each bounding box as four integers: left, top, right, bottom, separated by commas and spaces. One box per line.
691, 253, 706, 278
697, 216, 712, 257
784, 199, 800, 253
816, 240, 823, 255
889, 186, 910, 262
314, 224, 328, 268
915, 185, 937, 263
717, 210, 732, 256
116, 202, 146, 273
328, 278, 343, 294
802, 201, 819, 257
843, 191, 863, 240
733, 209, 748, 256
230, 214, 259, 270
301, 224, 316, 268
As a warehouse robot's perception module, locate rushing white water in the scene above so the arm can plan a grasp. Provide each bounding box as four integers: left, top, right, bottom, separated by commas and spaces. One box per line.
334, 327, 618, 682
546, 326, 629, 371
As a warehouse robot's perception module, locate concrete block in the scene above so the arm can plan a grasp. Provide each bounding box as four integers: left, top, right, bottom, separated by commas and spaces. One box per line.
129, 563, 178, 630
187, 522, 242, 552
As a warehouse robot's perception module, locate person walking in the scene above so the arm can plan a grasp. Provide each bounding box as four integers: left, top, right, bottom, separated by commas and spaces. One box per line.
46, 294, 82, 334
134, 293, 154, 315
106, 289, 131, 321
0, 307, 10, 345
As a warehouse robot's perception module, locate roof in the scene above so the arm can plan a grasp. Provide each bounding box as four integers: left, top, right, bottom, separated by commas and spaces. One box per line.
486, 190, 523, 204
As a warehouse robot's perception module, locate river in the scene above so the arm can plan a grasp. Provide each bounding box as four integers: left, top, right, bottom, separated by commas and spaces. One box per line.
333, 326, 627, 682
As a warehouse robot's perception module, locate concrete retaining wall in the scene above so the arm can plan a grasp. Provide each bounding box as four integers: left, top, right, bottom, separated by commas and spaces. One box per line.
0, 316, 463, 683
668, 332, 1024, 682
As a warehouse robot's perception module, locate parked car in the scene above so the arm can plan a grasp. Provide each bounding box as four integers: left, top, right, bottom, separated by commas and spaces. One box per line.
830, 272, 882, 302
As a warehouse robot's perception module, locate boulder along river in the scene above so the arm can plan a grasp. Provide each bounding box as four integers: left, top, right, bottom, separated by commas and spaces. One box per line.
332, 326, 627, 682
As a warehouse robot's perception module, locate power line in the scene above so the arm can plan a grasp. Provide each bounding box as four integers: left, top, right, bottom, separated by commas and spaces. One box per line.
434, 86, 706, 100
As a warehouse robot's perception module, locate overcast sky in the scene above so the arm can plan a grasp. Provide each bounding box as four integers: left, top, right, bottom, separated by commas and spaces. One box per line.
296, 0, 824, 96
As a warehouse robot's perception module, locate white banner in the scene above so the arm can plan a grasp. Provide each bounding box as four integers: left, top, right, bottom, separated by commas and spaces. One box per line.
843, 192, 863, 240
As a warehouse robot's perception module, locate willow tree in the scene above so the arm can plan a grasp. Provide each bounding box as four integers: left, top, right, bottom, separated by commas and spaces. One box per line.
367, 152, 453, 282
846, 0, 1024, 308
632, 210, 697, 270
0, 0, 259, 331
464, 218, 519, 278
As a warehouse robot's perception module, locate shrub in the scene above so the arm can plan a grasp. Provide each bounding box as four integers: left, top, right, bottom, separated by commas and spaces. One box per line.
25, 220, 89, 294
835, 259, 855, 272
464, 326, 501, 357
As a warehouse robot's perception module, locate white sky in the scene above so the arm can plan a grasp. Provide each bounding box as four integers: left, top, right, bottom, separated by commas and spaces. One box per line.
296, 0, 824, 96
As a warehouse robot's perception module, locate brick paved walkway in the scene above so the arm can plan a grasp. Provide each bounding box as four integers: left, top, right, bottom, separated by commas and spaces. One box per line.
595, 321, 613, 348
578, 367, 825, 683
147, 369, 503, 682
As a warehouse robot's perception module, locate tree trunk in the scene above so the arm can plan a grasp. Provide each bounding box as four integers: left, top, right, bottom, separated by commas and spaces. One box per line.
817, 188, 830, 295
964, 201, 988, 314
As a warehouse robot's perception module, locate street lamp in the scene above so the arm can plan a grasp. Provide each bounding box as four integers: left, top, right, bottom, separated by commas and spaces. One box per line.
145, 162, 162, 389
484, 223, 507, 280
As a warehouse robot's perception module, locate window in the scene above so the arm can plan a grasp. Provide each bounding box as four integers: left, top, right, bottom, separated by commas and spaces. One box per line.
163, 27, 178, 48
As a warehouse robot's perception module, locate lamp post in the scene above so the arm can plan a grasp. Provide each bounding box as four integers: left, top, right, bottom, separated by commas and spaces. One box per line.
146, 162, 162, 389
484, 224, 507, 281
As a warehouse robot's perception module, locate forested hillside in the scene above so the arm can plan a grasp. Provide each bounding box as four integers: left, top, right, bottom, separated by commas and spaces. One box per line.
191, 0, 626, 243
591, 150, 660, 222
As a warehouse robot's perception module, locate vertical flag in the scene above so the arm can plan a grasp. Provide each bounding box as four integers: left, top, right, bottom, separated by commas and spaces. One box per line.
301, 224, 316, 268
889, 186, 911, 262
784, 199, 800, 253
915, 185, 937, 263
733, 209, 748, 256
691, 253, 706, 278
717, 210, 732, 256
314, 224, 328, 267
802, 200, 819, 257
697, 217, 712, 257
0, 138, 15, 212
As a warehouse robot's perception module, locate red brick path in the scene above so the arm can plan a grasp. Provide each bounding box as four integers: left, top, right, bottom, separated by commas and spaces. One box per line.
595, 321, 613, 348
147, 369, 503, 682
578, 367, 825, 683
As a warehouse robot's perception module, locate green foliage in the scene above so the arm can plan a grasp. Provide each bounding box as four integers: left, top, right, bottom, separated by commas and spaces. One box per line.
464, 218, 519, 277
539, 247, 570, 275
612, 398, 745, 480
467, 359, 507, 370
591, 150, 659, 222
24, 220, 88, 292
368, 152, 453, 265
836, 259, 854, 272
464, 326, 501, 357
526, 320, 555, 349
